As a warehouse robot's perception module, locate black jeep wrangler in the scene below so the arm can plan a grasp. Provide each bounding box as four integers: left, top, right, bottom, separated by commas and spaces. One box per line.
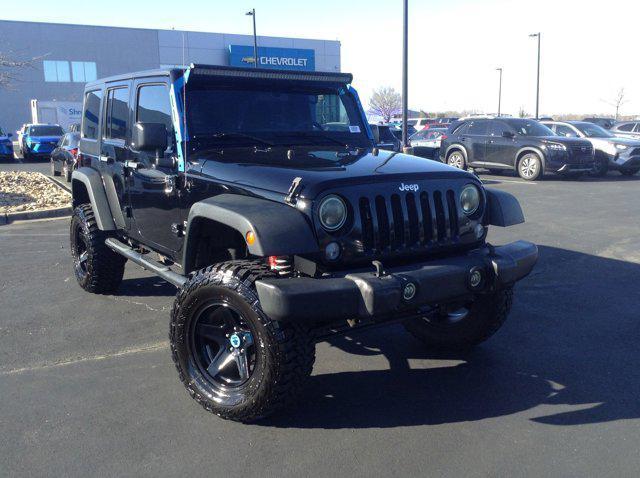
70, 65, 537, 422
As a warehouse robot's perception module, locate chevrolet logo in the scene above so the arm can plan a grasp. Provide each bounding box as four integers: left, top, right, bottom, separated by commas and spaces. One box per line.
241, 56, 256, 64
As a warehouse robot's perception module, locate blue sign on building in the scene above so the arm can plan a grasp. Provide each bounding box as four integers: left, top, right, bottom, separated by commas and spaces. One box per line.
229, 45, 315, 71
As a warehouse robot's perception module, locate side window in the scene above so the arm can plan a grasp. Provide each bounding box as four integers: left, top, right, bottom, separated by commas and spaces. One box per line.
452, 122, 470, 135
60, 135, 68, 147
633, 123, 640, 132
618, 123, 633, 132
82, 90, 102, 140
556, 125, 578, 137
104, 87, 130, 141
488, 121, 504, 136
136, 83, 174, 146
467, 120, 488, 136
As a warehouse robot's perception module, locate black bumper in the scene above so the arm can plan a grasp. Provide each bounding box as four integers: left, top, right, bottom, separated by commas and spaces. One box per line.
255, 241, 538, 325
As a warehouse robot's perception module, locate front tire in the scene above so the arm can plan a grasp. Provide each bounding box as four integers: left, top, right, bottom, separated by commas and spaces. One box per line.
517, 153, 543, 180
404, 288, 513, 350
591, 155, 608, 177
170, 261, 315, 422
70, 204, 126, 294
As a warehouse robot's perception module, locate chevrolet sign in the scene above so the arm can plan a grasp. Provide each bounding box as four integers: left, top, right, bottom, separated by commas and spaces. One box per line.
229, 45, 315, 71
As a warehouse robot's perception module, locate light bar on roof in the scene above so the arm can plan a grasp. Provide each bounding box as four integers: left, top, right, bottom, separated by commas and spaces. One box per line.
188, 64, 353, 84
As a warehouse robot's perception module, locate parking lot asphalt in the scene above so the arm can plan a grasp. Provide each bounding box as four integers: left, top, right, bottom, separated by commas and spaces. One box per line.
1, 161, 640, 477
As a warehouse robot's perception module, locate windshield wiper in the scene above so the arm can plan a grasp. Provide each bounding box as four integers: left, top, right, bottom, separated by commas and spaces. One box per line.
196, 132, 275, 147
278, 132, 351, 148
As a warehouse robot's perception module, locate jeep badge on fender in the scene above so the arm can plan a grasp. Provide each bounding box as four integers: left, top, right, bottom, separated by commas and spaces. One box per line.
69, 64, 537, 423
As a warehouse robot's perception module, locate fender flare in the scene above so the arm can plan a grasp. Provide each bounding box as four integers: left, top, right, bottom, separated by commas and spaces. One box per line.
484, 188, 525, 227
183, 194, 319, 274
71, 167, 116, 231
515, 147, 546, 170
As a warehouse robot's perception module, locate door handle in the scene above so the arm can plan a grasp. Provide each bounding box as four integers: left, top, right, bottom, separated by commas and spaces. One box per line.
99, 155, 114, 164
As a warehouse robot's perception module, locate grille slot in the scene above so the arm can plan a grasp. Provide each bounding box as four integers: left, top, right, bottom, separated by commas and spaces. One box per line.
359, 189, 459, 253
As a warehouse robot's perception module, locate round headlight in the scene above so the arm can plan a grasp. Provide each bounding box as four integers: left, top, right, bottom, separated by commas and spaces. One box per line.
460, 185, 480, 215
318, 195, 347, 231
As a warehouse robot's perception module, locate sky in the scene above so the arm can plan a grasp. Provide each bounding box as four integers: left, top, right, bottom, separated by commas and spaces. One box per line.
2, 0, 639, 116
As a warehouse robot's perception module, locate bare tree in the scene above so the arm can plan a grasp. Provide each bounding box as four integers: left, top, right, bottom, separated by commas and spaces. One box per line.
603, 88, 627, 120
368, 87, 402, 123
0, 51, 44, 90
518, 106, 529, 118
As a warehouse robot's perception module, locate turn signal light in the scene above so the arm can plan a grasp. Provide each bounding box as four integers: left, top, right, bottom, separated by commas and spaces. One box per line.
245, 231, 256, 245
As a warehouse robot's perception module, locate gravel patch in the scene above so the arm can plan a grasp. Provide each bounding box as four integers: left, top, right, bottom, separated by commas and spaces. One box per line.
0, 171, 71, 213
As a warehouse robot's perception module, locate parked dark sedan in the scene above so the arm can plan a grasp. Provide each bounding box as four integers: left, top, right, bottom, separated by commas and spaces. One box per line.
369, 124, 401, 151
50, 132, 80, 181
0, 127, 14, 162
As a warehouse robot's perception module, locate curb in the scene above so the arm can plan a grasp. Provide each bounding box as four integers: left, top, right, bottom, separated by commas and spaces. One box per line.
1, 172, 72, 225
1, 206, 73, 225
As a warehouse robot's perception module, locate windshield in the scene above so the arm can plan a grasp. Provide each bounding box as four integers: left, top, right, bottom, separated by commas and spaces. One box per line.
186, 84, 370, 149
508, 120, 554, 137
29, 125, 64, 136
576, 122, 614, 138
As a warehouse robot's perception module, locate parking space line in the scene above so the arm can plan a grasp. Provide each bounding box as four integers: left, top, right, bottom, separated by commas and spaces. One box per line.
0, 341, 168, 376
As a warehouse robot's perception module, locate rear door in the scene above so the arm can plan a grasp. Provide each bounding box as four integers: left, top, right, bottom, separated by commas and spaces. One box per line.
127, 78, 183, 255
464, 120, 488, 164
99, 82, 132, 231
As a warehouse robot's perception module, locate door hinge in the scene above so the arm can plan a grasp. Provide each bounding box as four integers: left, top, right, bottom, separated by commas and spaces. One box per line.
285, 177, 304, 205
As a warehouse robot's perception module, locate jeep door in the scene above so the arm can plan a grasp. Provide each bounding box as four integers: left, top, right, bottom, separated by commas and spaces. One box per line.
127, 78, 183, 256
484, 120, 519, 168
99, 82, 132, 231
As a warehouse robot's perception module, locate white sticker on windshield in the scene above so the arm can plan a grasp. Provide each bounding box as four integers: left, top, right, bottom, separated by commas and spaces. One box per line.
349, 125, 361, 133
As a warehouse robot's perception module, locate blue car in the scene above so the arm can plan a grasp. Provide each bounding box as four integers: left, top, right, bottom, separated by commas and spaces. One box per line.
20, 124, 65, 161
0, 127, 14, 161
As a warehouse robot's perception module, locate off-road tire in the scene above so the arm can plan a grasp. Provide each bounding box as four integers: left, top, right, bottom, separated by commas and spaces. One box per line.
517, 153, 543, 181
620, 167, 640, 176
170, 260, 316, 422
403, 287, 513, 350
447, 150, 466, 170
51, 160, 60, 176
70, 204, 126, 294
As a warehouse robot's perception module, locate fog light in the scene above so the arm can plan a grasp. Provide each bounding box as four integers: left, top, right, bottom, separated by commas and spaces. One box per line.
325, 241, 341, 261
403, 282, 417, 301
469, 268, 484, 289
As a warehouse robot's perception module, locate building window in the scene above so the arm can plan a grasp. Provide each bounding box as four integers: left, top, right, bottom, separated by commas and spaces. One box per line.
44, 60, 96, 82
72, 62, 97, 82
43, 60, 70, 82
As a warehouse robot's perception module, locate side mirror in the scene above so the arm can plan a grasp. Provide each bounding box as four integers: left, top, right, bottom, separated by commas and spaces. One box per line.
502, 131, 515, 138
132, 122, 168, 152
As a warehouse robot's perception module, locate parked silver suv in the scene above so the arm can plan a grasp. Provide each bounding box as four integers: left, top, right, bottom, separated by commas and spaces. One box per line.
543, 120, 640, 176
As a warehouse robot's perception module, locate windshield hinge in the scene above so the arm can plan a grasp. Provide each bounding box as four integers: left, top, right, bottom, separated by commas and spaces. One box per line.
285, 177, 304, 205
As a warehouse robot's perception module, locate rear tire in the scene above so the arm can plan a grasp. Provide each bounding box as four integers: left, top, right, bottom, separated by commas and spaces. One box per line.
517, 153, 543, 180
447, 150, 466, 170
70, 204, 126, 294
51, 160, 60, 176
170, 261, 315, 422
404, 288, 513, 350
620, 168, 640, 176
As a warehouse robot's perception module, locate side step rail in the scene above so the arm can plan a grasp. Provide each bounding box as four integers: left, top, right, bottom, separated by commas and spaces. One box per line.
105, 238, 187, 288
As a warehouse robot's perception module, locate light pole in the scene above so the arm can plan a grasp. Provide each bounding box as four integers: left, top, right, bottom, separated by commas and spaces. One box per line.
529, 32, 541, 119
246, 9, 258, 68
402, 0, 409, 148
496, 67, 503, 116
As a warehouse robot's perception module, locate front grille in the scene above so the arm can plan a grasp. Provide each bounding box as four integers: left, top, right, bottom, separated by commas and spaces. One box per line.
569, 144, 593, 163
359, 190, 460, 253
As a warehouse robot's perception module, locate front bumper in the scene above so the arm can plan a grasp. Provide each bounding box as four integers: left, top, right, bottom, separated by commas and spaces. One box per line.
613, 154, 640, 170
255, 241, 538, 324
557, 164, 594, 174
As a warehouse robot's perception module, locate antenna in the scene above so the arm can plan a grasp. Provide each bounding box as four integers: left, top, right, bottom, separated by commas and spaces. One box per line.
182, 31, 187, 167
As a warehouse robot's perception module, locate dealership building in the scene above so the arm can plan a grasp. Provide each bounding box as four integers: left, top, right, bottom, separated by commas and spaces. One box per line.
0, 20, 341, 133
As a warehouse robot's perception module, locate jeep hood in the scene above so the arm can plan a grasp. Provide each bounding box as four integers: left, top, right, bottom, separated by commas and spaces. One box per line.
198, 147, 476, 199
